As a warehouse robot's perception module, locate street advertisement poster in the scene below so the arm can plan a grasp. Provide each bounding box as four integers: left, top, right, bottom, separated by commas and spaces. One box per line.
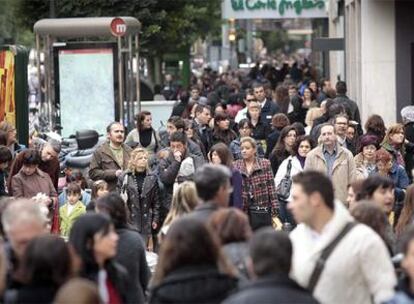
0, 50, 16, 126
55, 45, 116, 137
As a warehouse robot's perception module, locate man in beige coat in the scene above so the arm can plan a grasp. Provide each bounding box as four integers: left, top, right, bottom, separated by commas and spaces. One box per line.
304, 123, 356, 204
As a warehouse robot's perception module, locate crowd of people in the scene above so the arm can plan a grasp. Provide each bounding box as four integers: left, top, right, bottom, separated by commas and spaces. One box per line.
0, 62, 414, 303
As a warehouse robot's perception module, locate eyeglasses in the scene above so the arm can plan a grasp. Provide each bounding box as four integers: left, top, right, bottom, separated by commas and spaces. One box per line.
246, 99, 256, 102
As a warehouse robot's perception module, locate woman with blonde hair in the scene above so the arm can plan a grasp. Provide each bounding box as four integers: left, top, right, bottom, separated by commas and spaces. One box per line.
160, 181, 199, 237
118, 147, 160, 246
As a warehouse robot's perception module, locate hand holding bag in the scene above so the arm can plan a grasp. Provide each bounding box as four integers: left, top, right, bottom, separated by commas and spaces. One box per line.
277, 159, 292, 201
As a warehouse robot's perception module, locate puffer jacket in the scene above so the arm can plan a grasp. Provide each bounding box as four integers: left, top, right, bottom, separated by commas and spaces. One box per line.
118, 170, 160, 235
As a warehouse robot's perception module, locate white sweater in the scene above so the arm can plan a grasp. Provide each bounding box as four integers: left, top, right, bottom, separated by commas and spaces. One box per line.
290, 201, 396, 304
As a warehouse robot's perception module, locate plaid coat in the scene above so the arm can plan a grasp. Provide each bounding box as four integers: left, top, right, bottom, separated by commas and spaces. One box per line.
234, 158, 278, 216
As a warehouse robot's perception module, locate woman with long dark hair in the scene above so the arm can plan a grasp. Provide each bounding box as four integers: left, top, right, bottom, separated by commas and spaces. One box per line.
125, 111, 160, 155
209, 143, 242, 209
69, 213, 131, 304
365, 114, 386, 143
211, 112, 237, 146
269, 125, 297, 175
274, 135, 315, 225
96, 193, 150, 304
149, 217, 238, 304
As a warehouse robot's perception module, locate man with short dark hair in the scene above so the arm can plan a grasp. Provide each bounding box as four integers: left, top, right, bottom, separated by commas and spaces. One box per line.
317, 78, 332, 104
223, 228, 317, 304
190, 164, 232, 223
159, 132, 205, 209
252, 82, 279, 125
194, 104, 212, 154
288, 171, 396, 303
305, 123, 355, 203
235, 89, 256, 123
89, 122, 132, 191
161, 116, 203, 157
333, 81, 362, 135
189, 85, 208, 105
333, 114, 356, 155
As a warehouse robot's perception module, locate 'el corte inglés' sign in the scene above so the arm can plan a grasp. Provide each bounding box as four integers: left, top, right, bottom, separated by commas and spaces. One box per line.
222, 0, 328, 19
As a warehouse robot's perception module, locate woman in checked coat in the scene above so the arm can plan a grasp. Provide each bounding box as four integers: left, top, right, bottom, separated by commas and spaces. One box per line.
233, 137, 278, 230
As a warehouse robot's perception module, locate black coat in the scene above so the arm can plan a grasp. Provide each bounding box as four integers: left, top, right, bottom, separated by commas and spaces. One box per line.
405, 122, 414, 182
115, 228, 150, 304
265, 129, 280, 158
189, 202, 219, 224
223, 275, 318, 304
4, 285, 57, 304
82, 261, 133, 304
118, 170, 161, 235
149, 265, 238, 304
260, 99, 279, 125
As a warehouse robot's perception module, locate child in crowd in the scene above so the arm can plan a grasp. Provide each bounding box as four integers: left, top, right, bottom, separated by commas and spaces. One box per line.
59, 182, 86, 238
86, 180, 109, 212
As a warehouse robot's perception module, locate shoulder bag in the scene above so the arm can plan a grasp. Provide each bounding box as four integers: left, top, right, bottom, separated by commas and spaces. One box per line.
277, 159, 292, 201
308, 222, 357, 293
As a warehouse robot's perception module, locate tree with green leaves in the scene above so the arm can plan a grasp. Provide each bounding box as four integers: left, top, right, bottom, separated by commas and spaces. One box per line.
11, 0, 222, 84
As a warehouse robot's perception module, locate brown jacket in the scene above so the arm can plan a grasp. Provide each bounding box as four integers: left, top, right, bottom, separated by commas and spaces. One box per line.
89, 142, 132, 191
12, 168, 58, 199
304, 144, 356, 204
8, 152, 60, 195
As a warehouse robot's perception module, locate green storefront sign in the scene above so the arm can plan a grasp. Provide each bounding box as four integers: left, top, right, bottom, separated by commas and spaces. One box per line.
223, 0, 327, 19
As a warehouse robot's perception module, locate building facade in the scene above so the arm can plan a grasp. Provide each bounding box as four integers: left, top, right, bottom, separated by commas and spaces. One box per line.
329, 0, 414, 126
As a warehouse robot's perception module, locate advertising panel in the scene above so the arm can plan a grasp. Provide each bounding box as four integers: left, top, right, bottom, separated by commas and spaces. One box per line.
0, 50, 16, 126
54, 44, 117, 137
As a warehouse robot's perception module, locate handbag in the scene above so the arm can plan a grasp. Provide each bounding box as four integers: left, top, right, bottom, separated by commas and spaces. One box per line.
277, 159, 292, 201
120, 174, 129, 203
247, 184, 272, 230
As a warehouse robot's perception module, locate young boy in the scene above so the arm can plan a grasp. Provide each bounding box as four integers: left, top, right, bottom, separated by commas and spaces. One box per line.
59, 182, 86, 238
